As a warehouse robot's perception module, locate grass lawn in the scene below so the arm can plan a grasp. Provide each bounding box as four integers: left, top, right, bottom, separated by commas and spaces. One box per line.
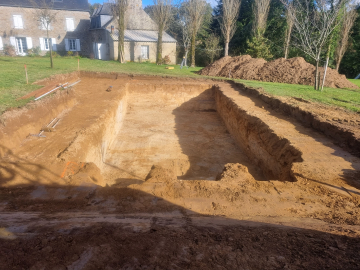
1, 56, 360, 114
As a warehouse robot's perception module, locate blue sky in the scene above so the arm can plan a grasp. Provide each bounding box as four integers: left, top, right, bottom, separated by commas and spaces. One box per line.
88, 0, 217, 7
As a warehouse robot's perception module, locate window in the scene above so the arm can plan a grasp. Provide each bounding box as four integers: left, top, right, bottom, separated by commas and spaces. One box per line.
69, 39, 76, 51
44, 38, 50, 50
16, 37, 27, 54
141, 45, 149, 59
65, 39, 80, 51
40, 18, 50, 30
13, 15, 23, 29
66, 18, 75, 31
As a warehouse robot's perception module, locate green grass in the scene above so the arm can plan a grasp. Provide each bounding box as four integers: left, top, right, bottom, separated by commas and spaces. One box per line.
1, 56, 360, 114
234, 79, 360, 112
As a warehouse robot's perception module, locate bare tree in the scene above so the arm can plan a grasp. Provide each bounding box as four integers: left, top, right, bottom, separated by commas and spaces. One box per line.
204, 33, 222, 63
335, 7, 358, 71
218, 0, 241, 56
282, 0, 346, 90
183, 0, 207, 67
30, 0, 57, 68
284, 3, 294, 59
112, 0, 129, 63
253, 0, 271, 35
152, 0, 173, 64
178, 10, 192, 66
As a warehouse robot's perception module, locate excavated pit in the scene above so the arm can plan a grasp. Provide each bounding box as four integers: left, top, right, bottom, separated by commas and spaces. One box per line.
101, 83, 266, 184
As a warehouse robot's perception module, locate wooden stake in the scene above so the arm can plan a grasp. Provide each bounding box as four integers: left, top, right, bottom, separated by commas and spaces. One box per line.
24, 64, 28, 84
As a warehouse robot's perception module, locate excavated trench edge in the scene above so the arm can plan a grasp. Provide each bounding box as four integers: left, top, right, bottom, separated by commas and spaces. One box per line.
77, 82, 303, 182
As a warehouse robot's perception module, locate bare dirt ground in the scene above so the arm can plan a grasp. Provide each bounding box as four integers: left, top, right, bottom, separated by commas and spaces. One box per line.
199, 55, 358, 89
1, 73, 360, 269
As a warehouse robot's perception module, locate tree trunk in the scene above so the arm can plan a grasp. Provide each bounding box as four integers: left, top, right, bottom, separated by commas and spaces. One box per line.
48, 29, 53, 68
191, 30, 196, 67
321, 57, 329, 92
315, 59, 319, 90
321, 44, 331, 91
224, 32, 230, 56
156, 25, 163, 65
284, 24, 292, 59
184, 49, 188, 66
118, 12, 125, 63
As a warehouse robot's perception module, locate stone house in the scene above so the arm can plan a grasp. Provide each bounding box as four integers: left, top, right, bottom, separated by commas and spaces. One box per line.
90, 0, 177, 64
0, 0, 91, 56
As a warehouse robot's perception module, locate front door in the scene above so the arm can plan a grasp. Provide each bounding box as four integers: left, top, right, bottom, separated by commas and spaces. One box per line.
96, 43, 107, 60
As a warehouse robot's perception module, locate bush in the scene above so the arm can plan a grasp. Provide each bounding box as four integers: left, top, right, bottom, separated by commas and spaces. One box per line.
162, 55, 171, 65
27, 46, 41, 57
67, 51, 74, 57
246, 32, 273, 61
3, 44, 16, 57
45, 51, 59, 58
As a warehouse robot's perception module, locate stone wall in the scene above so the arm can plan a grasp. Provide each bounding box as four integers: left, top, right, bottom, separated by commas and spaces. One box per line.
112, 41, 176, 64
0, 6, 91, 56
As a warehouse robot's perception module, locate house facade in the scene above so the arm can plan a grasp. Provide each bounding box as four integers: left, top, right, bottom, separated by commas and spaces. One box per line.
0, 0, 91, 56
90, 0, 177, 64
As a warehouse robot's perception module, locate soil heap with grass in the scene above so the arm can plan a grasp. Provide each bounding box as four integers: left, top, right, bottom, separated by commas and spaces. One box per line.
199, 55, 358, 89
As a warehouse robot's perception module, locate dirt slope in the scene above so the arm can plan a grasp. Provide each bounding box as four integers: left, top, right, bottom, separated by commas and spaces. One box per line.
199, 55, 358, 89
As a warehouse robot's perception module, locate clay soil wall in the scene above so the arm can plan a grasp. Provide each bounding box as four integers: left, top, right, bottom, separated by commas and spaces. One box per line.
214, 86, 303, 181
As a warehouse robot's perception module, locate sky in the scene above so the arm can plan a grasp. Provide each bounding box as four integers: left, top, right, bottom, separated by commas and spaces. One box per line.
88, 0, 218, 7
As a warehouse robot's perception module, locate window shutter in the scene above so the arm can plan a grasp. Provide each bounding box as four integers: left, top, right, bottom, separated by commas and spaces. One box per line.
13, 15, 23, 29
76, 39, 81, 51
0, 37, 3, 51
19, 16, 23, 29
39, 38, 44, 50
66, 18, 74, 31
52, 38, 57, 51
10, 36, 16, 47
26, 37, 33, 49
65, 39, 69, 51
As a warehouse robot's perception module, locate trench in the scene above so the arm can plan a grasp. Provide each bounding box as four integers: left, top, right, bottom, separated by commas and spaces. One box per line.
88, 81, 302, 185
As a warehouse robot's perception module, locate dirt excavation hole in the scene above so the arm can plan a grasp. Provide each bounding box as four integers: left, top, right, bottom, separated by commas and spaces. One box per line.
101, 84, 264, 185
2, 74, 360, 269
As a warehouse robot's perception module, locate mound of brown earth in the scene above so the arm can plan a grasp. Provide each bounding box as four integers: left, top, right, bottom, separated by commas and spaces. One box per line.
199, 55, 358, 89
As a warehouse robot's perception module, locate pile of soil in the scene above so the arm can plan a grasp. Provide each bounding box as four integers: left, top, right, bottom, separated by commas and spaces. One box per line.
199, 55, 358, 89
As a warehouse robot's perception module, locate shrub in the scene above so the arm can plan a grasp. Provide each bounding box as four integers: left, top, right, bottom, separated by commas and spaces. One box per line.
67, 51, 74, 57
45, 51, 59, 58
3, 44, 16, 57
162, 55, 171, 65
27, 46, 41, 57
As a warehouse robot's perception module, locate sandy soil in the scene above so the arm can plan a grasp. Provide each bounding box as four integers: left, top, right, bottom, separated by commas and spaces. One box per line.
199, 55, 358, 89
0, 73, 360, 269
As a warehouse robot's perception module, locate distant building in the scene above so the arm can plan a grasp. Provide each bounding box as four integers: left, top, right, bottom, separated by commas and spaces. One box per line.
90, 0, 177, 64
0, 0, 91, 56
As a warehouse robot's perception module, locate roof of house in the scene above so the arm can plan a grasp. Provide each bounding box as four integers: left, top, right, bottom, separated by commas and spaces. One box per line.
110, 30, 177, 43
0, 0, 89, 12
92, 3, 112, 17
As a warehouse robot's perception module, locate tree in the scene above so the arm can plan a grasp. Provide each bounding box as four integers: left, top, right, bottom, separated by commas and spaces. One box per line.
151, 0, 174, 64
246, 33, 273, 59
253, 0, 271, 35
218, 0, 241, 56
183, 0, 207, 67
30, 0, 57, 68
246, 0, 272, 59
204, 33, 222, 63
335, 6, 358, 71
284, 3, 294, 59
282, 0, 346, 90
112, 0, 129, 63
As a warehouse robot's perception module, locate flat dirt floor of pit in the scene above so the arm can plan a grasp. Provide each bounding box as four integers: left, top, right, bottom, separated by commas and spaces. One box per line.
1, 74, 360, 269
